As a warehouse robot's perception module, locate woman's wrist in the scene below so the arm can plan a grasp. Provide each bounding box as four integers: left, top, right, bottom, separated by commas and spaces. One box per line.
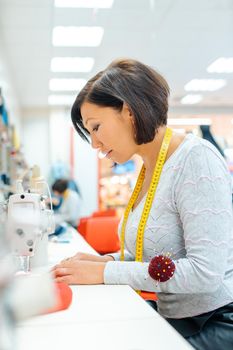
103, 255, 115, 262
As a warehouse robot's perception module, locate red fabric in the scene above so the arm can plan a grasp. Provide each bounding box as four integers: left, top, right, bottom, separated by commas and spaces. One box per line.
44, 282, 73, 314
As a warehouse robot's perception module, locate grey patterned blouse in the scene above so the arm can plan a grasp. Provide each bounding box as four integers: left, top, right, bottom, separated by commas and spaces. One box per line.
104, 133, 233, 319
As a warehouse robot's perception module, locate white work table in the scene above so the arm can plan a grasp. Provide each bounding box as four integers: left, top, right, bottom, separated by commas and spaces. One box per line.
16, 228, 193, 350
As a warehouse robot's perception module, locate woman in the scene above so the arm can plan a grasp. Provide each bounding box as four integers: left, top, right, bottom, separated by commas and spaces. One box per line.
53, 59, 233, 349
52, 178, 81, 228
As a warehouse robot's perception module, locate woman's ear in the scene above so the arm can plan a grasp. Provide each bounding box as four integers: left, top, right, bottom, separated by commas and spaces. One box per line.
122, 102, 133, 120
122, 103, 136, 139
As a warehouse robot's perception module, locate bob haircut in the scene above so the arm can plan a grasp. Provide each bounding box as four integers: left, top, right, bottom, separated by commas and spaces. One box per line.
71, 58, 170, 145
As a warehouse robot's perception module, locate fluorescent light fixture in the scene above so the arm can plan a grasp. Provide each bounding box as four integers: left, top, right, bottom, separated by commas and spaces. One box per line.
168, 118, 212, 126
48, 95, 76, 106
207, 57, 233, 73
52, 26, 104, 47
49, 78, 87, 91
54, 0, 114, 8
51, 57, 94, 72
181, 94, 203, 105
184, 79, 226, 91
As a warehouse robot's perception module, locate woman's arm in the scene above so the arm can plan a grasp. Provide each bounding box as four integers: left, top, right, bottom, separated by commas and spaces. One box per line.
104, 144, 233, 293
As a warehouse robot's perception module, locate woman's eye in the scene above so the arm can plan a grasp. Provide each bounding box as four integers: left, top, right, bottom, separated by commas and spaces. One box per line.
92, 125, 100, 132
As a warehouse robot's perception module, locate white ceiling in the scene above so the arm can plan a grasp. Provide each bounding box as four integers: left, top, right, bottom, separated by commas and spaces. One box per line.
0, 0, 233, 110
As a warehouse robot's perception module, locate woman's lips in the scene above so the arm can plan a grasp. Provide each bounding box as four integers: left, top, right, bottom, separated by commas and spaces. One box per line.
106, 150, 113, 159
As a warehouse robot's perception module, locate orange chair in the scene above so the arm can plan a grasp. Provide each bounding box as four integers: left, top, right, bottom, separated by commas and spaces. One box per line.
77, 216, 89, 238
140, 291, 158, 301
78, 210, 117, 238
85, 216, 120, 254
92, 209, 117, 217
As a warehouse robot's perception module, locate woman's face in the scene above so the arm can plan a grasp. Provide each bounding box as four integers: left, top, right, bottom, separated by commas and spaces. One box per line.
81, 101, 137, 164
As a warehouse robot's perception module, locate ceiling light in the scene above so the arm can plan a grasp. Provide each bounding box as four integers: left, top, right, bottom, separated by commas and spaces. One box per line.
49, 78, 87, 91
54, 0, 114, 8
48, 95, 76, 106
180, 94, 203, 104
168, 118, 212, 126
184, 79, 226, 91
207, 57, 233, 73
52, 26, 104, 47
51, 57, 94, 72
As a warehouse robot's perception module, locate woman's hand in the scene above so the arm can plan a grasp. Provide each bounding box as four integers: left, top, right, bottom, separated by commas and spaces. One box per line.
61, 252, 114, 264
52, 260, 106, 285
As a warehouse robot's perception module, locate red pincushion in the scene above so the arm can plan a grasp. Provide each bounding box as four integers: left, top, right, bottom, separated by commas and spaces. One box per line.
148, 255, 175, 282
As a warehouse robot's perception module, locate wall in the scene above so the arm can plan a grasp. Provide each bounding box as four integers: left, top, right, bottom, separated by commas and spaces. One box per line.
21, 107, 98, 217
50, 108, 98, 216
0, 47, 21, 132
73, 131, 98, 217
21, 108, 50, 179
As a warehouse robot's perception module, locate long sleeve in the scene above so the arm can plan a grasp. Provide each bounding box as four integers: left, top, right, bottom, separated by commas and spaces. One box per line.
104, 143, 233, 295
106, 251, 135, 261
155, 145, 232, 294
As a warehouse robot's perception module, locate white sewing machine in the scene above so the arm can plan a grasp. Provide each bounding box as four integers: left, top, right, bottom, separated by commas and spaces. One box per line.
7, 165, 55, 272
0, 207, 57, 350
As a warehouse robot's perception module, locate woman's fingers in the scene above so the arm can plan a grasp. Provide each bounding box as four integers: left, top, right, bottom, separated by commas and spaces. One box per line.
55, 275, 74, 284
55, 260, 74, 269
53, 266, 72, 277
52, 260, 105, 285
59, 253, 86, 264
56, 253, 102, 267
60, 256, 75, 263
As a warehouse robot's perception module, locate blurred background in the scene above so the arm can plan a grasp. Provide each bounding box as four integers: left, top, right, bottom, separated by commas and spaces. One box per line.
0, 0, 233, 217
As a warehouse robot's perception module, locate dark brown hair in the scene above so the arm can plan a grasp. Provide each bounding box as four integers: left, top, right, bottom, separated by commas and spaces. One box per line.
52, 179, 68, 194
71, 58, 169, 144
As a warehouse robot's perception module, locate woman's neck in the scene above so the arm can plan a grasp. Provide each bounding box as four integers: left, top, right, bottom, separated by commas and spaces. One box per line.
137, 126, 186, 176
137, 125, 167, 174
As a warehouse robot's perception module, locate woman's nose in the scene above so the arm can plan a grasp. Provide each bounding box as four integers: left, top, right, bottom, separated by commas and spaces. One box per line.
90, 134, 102, 149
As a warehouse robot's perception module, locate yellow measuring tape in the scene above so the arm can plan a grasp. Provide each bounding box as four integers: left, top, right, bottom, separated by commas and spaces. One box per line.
120, 127, 173, 266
